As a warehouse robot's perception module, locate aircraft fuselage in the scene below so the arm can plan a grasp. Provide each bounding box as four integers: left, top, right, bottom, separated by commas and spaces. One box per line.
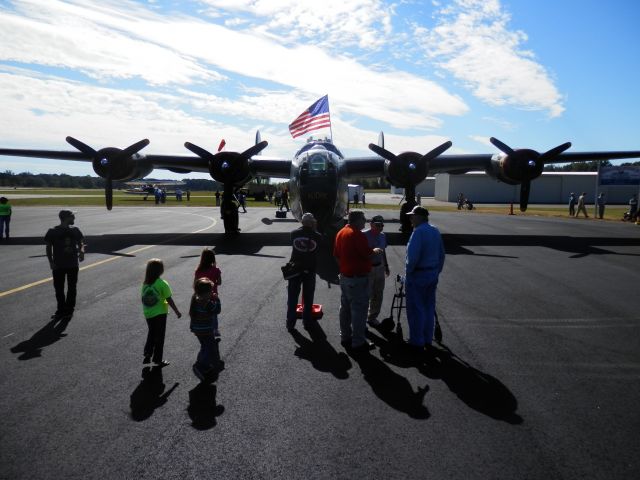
287, 141, 348, 231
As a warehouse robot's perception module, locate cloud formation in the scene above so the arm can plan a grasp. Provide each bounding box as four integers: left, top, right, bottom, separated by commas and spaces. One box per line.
415, 0, 564, 117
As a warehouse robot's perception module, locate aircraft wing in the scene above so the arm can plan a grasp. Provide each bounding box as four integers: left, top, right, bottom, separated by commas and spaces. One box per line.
248, 156, 292, 178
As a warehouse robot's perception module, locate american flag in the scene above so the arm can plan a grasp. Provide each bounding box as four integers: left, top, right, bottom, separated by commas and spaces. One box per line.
289, 95, 331, 139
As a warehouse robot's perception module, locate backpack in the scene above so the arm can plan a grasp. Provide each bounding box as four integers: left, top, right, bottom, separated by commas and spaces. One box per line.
141, 284, 160, 307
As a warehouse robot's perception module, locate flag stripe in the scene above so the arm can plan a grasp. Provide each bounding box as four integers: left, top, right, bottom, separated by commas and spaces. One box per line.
289, 95, 331, 138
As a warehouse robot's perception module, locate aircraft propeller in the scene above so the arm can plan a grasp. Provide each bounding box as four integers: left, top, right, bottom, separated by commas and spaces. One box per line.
66, 136, 150, 210
490, 137, 571, 211
368, 140, 453, 199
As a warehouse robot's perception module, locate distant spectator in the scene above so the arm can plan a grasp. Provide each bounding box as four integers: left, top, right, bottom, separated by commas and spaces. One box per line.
457, 192, 464, 210
215, 190, 221, 207
353, 192, 359, 206
596, 193, 606, 219
0, 197, 11, 239
568, 192, 576, 216
186, 189, 191, 201
361, 192, 366, 206
575, 192, 589, 218
629, 194, 638, 220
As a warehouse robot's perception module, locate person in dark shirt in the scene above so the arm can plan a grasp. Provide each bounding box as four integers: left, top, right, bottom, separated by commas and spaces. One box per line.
45, 210, 85, 319
286, 213, 322, 332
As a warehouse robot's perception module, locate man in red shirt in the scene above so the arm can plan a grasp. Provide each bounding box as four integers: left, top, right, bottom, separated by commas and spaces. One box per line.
333, 210, 383, 351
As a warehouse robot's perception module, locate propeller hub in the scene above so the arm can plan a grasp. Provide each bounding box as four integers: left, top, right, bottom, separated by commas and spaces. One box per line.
100, 158, 109, 166
409, 163, 416, 170
221, 161, 230, 170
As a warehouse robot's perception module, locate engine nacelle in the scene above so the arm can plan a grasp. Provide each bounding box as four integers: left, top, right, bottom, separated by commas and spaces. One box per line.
486, 149, 544, 185
208, 152, 252, 186
384, 151, 429, 188
92, 148, 152, 180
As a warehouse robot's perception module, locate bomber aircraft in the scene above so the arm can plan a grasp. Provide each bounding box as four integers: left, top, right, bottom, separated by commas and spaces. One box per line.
1, 131, 640, 233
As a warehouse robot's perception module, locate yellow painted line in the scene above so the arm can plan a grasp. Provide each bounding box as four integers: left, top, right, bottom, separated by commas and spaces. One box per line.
0, 213, 216, 298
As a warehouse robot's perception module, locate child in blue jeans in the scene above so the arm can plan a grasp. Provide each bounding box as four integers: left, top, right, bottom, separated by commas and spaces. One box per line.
190, 278, 221, 378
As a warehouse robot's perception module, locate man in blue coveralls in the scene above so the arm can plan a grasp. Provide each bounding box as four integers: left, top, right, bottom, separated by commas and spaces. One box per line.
404, 206, 445, 353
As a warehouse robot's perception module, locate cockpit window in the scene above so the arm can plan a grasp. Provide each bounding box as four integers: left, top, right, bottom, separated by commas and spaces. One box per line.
309, 154, 327, 173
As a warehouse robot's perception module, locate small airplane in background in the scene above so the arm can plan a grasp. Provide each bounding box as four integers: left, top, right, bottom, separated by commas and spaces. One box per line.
124, 180, 185, 200
1, 96, 640, 233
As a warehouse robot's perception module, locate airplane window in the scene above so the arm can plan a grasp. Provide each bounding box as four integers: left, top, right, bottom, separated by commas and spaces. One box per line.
309, 154, 327, 174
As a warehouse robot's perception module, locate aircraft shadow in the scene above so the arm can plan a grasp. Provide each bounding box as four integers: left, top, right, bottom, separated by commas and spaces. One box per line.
385, 233, 640, 258
8, 232, 638, 267
369, 329, 522, 424
289, 325, 352, 379
129, 366, 179, 422
346, 347, 430, 419
187, 382, 225, 430
10, 315, 72, 360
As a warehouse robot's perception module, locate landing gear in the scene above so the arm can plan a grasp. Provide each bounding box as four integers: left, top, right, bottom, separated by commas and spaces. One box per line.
221, 187, 240, 233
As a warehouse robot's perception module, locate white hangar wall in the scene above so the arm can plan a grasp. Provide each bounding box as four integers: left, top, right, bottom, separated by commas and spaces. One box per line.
420, 172, 636, 204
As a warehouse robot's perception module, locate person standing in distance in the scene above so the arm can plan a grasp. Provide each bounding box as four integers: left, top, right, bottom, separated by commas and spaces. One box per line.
364, 215, 390, 328
286, 213, 322, 332
575, 192, 589, 218
0, 196, 11, 239
45, 210, 85, 319
334, 210, 383, 352
404, 206, 445, 353
596, 193, 606, 219
568, 192, 577, 217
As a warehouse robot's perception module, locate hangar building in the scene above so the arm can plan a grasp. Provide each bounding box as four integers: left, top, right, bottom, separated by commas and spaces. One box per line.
393, 172, 638, 204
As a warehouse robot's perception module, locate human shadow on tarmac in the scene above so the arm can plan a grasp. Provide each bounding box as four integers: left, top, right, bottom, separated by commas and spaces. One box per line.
187, 383, 225, 430
347, 348, 430, 419
129, 366, 179, 422
10, 316, 71, 360
290, 326, 352, 379
369, 330, 522, 424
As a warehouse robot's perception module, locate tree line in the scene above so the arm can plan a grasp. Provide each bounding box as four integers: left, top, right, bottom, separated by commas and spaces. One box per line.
0, 170, 222, 190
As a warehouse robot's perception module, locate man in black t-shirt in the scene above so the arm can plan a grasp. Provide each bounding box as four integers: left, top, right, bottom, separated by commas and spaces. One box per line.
45, 210, 85, 319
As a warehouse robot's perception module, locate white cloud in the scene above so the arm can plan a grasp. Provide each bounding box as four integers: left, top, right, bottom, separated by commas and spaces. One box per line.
0, 0, 468, 131
199, 0, 394, 50
416, 0, 564, 117
468, 134, 493, 147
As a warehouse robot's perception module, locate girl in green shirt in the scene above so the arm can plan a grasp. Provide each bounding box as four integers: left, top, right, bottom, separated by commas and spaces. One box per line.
141, 258, 181, 366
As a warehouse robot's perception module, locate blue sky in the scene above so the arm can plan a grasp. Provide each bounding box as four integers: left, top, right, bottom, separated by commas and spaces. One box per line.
0, 0, 639, 179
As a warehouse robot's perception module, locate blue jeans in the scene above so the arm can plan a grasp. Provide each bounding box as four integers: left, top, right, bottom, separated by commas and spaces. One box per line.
339, 275, 369, 347
0, 216, 9, 238
405, 271, 439, 347
287, 271, 316, 325
196, 334, 219, 369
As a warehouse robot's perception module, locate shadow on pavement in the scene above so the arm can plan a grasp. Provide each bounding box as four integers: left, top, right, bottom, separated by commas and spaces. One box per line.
347, 348, 430, 420
129, 366, 179, 422
369, 329, 522, 424
290, 326, 352, 379
187, 383, 224, 430
10, 316, 71, 360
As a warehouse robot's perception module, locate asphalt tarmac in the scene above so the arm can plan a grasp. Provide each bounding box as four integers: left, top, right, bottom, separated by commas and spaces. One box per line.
1, 206, 639, 480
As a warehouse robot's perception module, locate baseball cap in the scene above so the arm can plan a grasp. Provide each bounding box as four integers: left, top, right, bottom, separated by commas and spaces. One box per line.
59, 209, 76, 220
371, 215, 384, 224
406, 206, 429, 217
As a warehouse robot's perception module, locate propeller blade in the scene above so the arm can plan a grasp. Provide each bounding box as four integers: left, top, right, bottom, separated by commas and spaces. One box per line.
218, 139, 226, 152
539, 142, 571, 162
368, 143, 397, 162
105, 175, 113, 211
241, 140, 268, 159
66, 136, 96, 156
490, 137, 515, 155
422, 140, 453, 162
520, 180, 531, 212
117, 139, 150, 159
184, 142, 215, 161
